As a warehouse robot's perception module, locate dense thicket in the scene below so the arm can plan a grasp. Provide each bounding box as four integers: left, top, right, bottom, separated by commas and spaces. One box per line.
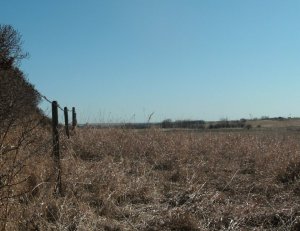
0, 25, 42, 231
0, 24, 40, 125
0, 68, 40, 123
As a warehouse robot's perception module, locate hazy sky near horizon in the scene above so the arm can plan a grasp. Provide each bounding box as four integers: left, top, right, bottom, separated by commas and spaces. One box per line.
2, 0, 300, 123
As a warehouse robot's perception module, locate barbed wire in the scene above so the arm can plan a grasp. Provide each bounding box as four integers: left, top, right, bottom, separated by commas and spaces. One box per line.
35, 91, 77, 136
38, 92, 72, 112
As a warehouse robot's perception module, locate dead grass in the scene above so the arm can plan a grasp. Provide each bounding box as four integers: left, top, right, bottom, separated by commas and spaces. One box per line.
2, 126, 300, 230
248, 118, 300, 129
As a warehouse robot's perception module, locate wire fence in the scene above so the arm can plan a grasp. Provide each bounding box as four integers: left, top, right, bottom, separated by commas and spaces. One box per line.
37, 91, 77, 196
38, 92, 71, 112
0, 89, 76, 217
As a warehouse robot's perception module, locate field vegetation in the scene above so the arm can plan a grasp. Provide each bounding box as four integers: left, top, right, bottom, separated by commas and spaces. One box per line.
2, 126, 300, 230
2, 24, 300, 231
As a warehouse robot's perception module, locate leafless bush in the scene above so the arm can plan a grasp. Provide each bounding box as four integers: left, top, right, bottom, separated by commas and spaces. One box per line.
0, 69, 44, 230
0, 24, 28, 69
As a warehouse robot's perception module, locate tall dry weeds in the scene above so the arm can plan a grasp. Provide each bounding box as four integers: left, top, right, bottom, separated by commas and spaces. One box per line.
2, 127, 300, 230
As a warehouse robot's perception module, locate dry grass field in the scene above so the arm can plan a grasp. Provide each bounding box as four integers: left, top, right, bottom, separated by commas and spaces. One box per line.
2, 125, 300, 230
248, 118, 300, 129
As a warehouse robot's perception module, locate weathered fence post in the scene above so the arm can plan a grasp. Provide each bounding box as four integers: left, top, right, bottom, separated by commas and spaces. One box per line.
64, 107, 70, 138
72, 107, 77, 129
52, 101, 62, 196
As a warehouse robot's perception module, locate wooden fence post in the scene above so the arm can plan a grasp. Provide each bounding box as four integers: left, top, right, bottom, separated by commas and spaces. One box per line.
52, 101, 62, 196
64, 107, 70, 138
72, 107, 77, 128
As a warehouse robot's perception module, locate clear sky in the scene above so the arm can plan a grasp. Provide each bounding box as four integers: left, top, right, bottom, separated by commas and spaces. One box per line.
2, 0, 300, 123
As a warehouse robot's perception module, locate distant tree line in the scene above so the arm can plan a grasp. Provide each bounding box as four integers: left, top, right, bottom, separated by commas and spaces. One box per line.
260, 116, 286, 121
122, 123, 152, 129
161, 119, 205, 129
208, 119, 248, 129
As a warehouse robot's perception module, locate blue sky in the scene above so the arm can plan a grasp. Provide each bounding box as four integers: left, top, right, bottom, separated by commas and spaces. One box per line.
2, 0, 300, 123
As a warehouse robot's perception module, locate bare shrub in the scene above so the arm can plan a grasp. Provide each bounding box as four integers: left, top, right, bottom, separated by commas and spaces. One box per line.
0, 24, 28, 69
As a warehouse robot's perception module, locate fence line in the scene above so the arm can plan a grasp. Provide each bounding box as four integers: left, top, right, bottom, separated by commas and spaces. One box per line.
38, 93, 72, 112
38, 92, 77, 196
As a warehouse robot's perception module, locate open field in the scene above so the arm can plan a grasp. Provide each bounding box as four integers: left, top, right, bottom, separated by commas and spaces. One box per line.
2, 126, 300, 230
82, 118, 300, 131
247, 118, 300, 129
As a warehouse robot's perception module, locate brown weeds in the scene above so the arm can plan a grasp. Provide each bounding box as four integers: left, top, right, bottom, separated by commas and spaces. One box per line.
2, 127, 300, 230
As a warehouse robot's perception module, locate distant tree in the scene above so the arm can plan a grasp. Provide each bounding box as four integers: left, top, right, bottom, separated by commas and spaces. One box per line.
161, 119, 173, 128
245, 124, 252, 130
261, 116, 269, 120
0, 24, 28, 69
